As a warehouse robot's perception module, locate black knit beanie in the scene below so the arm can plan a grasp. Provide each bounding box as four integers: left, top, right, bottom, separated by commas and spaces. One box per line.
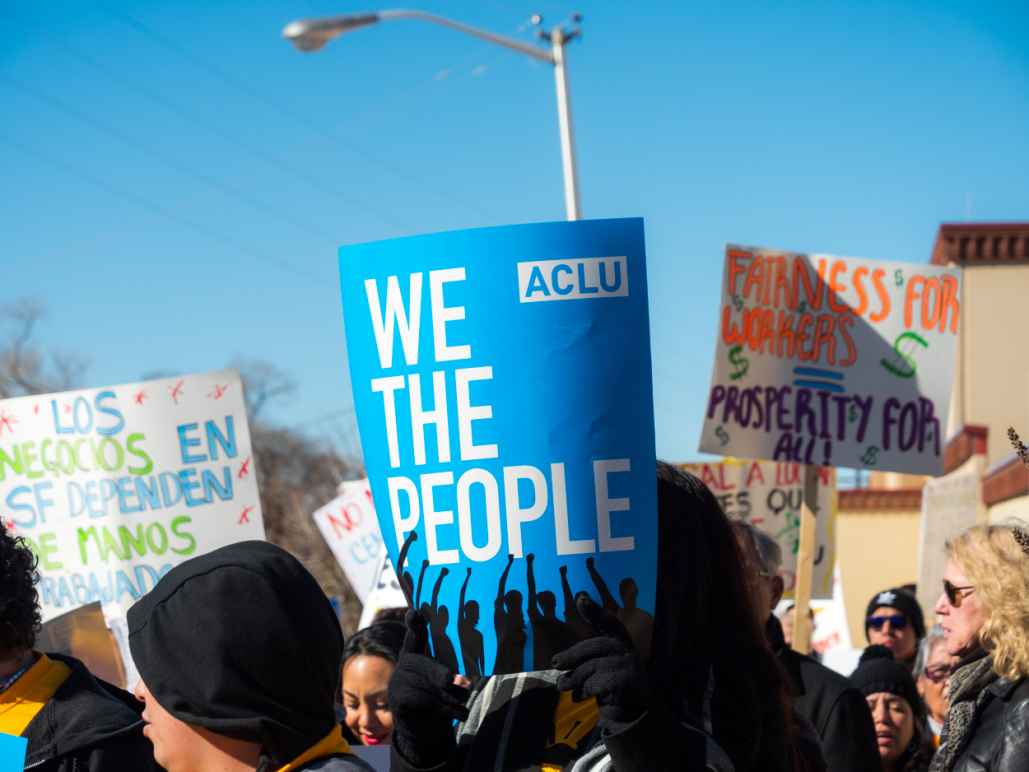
128, 541, 343, 766
850, 645, 923, 717
864, 587, 925, 641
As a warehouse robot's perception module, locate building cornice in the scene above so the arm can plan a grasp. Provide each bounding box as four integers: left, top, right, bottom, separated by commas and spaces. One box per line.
931, 222, 1029, 266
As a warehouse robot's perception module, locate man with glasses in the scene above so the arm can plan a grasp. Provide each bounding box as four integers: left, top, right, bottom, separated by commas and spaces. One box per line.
732, 522, 880, 772
864, 587, 925, 673
913, 625, 958, 748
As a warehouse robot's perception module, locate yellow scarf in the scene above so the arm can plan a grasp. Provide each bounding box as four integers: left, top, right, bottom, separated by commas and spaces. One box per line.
276, 725, 353, 772
0, 654, 72, 737
542, 692, 599, 772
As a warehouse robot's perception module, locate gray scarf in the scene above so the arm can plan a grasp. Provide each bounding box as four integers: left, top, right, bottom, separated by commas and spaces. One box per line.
928, 652, 997, 772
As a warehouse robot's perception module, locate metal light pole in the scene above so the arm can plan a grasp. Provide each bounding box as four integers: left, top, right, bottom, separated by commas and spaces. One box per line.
283, 10, 583, 220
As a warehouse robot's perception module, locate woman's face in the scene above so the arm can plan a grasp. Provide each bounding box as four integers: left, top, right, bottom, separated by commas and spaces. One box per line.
342, 655, 395, 746
866, 692, 915, 764
917, 642, 959, 723
867, 606, 918, 662
934, 559, 987, 658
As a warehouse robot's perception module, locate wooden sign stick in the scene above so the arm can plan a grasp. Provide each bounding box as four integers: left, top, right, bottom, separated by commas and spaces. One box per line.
791, 464, 820, 654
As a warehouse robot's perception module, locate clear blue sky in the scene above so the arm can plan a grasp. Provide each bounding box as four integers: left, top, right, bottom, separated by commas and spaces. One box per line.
3, 0, 1028, 466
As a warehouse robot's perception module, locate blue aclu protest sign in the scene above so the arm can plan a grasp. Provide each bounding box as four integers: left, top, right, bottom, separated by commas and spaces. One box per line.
0, 733, 28, 771
339, 218, 658, 675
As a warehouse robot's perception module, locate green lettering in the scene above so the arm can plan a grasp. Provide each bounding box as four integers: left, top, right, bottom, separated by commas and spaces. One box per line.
119, 525, 147, 558
171, 516, 197, 556
126, 433, 154, 476
21, 442, 44, 480
0, 445, 23, 482
77, 526, 97, 565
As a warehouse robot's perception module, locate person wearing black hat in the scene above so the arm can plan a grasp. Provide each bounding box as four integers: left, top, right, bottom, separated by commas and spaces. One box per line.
865, 588, 925, 672
128, 541, 374, 772
851, 645, 934, 772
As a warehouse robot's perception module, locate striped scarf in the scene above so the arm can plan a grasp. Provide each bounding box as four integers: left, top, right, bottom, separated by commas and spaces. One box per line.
928, 653, 996, 772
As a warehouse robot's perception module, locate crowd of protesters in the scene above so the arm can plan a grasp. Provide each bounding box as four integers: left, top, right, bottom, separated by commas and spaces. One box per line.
3, 463, 1029, 770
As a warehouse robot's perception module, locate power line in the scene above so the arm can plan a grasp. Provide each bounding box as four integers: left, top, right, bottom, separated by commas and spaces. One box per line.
96, 2, 497, 220
0, 132, 322, 283
0, 72, 345, 246
14, 21, 407, 232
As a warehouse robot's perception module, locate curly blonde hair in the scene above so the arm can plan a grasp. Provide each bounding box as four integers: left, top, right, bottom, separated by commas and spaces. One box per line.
947, 523, 1029, 680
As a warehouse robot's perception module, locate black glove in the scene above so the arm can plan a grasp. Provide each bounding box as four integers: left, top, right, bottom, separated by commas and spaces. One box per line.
388, 609, 470, 768
551, 595, 651, 734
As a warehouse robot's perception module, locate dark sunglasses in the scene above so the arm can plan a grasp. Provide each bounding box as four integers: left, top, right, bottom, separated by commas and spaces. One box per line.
923, 665, 952, 684
867, 613, 908, 631
944, 579, 976, 607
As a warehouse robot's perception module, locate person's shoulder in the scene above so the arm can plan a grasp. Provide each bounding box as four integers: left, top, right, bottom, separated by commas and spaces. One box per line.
792, 651, 854, 695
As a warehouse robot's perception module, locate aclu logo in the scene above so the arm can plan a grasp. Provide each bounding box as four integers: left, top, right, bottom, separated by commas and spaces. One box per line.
516, 256, 629, 303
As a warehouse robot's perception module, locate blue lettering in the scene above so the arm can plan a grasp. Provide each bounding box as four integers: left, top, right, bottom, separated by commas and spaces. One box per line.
94, 390, 125, 437
51, 400, 74, 435
577, 261, 599, 294
202, 467, 233, 503
177, 423, 205, 464
5, 486, 37, 528
179, 468, 205, 507
116, 478, 142, 514
205, 417, 237, 461
525, 266, 551, 298
135, 476, 161, 511
551, 264, 574, 295
159, 472, 183, 508
72, 396, 94, 434
599, 260, 622, 292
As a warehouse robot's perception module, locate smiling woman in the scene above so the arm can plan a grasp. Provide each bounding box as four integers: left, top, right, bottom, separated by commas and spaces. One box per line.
341, 622, 405, 747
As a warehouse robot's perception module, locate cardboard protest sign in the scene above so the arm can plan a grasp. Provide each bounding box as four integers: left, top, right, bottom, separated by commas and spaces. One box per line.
0, 371, 264, 621
312, 478, 385, 603
917, 461, 983, 619
681, 459, 836, 599
36, 601, 127, 687
340, 218, 658, 675
699, 245, 961, 475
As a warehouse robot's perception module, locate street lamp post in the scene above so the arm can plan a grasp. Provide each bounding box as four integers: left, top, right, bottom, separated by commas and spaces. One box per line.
283, 10, 583, 221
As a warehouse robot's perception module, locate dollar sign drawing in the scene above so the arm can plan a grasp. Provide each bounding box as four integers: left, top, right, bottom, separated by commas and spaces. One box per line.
860, 446, 880, 466
848, 403, 858, 423
728, 345, 749, 381
715, 426, 730, 446
881, 331, 929, 379
894, 269, 904, 287
732, 294, 744, 312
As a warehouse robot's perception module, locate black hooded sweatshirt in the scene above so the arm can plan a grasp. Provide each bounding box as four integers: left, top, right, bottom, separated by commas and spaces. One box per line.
128, 540, 372, 771
21, 652, 156, 772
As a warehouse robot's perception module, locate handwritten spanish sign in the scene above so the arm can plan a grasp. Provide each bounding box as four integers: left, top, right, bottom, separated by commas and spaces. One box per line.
340, 219, 658, 675
0, 370, 264, 621
680, 459, 836, 599
699, 245, 961, 475
312, 478, 385, 603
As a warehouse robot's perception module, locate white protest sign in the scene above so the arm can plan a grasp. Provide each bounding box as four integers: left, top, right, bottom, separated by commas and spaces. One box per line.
312, 478, 385, 603
699, 245, 961, 475
0, 370, 264, 621
917, 462, 982, 617
682, 460, 836, 599
358, 555, 409, 629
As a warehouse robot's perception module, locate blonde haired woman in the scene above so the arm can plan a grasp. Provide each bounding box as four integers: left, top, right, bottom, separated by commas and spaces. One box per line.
929, 523, 1029, 772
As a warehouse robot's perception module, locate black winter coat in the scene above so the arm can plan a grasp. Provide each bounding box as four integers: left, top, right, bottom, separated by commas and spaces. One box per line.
949, 676, 1029, 772
22, 653, 156, 772
767, 616, 881, 772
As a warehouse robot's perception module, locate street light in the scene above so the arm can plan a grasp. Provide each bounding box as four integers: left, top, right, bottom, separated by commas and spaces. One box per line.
282, 9, 584, 221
